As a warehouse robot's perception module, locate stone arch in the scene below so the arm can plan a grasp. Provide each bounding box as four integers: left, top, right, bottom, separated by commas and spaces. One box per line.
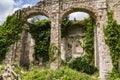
60, 6, 99, 68
13, 6, 52, 68
4, 0, 114, 79
60, 5, 99, 23
20, 7, 52, 22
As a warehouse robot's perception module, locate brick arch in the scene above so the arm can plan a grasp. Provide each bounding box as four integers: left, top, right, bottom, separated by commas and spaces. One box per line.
60, 6, 99, 23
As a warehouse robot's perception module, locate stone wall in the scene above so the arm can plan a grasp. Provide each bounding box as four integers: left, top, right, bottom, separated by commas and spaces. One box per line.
61, 26, 85, 61
4, 0, 120, 79
3, 24, 34, 68
107, 0, 120, 24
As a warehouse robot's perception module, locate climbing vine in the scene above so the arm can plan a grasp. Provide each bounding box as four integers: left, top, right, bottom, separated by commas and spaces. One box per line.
104, 11, 120, 79
29, 20, 51, 64
62, 16, 97, 74
84, 16, 95, 66
0, 14, 24, 63
48, 44, 61, 63
62, 16, 95, 65
61, 16, 71, 37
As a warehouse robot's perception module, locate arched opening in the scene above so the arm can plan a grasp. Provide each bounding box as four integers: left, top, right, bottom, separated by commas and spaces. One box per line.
20, 14, 51, 68
61, 10, 98, 74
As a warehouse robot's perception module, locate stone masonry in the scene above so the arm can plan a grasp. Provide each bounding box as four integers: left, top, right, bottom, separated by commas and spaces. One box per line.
61, 25, 85, 61
3, 0, 120, 79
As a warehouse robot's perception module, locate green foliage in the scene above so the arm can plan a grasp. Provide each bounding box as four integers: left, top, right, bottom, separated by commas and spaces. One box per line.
84, 16, 95, 66
62, 16, 97, 74
21, 67, 92, 80
67, 57, 98, 75
0, 14, 24, 62
61, 16, 71, 37
104, 11, 120, 80
62, 16, 95, 65
104, 11, 120, 79
48, 45, 60, 62
61, 17, 86, 37
29, 20, 50, 63
12, 63, 24, 75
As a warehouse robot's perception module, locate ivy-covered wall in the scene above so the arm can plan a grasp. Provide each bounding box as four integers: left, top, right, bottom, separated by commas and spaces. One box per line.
29, 20, 51, 64
62, 16, 97, 74
0, 14, 24, 63
62, 16, 95, 65
104, 11, 120, 79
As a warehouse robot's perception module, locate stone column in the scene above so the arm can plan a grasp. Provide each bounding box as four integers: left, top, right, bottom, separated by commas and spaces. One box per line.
20, 23, 34, 69
97, 9, 113, 79
50, 12, 61, 70
61, 37, 67, 62
97, 0, 113, 79
72, 38, 76, 58
94, 24, 99, 69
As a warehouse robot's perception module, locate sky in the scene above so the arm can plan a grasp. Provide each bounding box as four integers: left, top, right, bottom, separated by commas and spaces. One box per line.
0, 0, 89, 25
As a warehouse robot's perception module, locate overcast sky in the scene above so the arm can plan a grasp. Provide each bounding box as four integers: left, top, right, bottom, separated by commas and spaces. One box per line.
0, 0, 89, 25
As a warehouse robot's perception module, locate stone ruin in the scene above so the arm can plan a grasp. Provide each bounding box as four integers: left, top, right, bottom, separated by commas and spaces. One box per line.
61, 25, 85, 61
2, 0, 120, 79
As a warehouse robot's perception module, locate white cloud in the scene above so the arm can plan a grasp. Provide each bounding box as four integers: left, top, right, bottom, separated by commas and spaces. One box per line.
22, 4, 32, 8
0, 0, 25, 25
69, 12, 89, 20
0, 0, 14, 25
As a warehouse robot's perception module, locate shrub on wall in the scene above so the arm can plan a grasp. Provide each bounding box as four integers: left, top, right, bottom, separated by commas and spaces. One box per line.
104, 11, 120, 79
0, 14, 24, 62
84, 16, 95, 66
29, 20, 50, 64
63, 16, 97, 74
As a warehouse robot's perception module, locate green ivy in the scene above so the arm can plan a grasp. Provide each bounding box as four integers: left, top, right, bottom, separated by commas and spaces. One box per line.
62, 16, 97, 74
29, 20, 50, 64
84, 16, 95, 66
67, 57, 98, 75
61, 16, 71, 37
48, 45, 61, 63
61, 17, 86, 37
104, 11, 120, 79
62, 17, 95, 65
0, 14, 24, 62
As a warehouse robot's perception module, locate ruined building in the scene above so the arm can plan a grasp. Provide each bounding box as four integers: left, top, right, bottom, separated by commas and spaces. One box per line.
3, 0, 120, 79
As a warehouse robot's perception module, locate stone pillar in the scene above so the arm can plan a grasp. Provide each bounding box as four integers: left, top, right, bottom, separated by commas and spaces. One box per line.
61, 37, 67, 61
3, 23, 34, 66
72, 38, 76, 58
29, 34, 34, 63
97, 9, 113, 79
20, 23, 34, 69
94, 24, 99, 69
96, 0, 113, 79
50, 12, 61, 70
3, 44, 15, 64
